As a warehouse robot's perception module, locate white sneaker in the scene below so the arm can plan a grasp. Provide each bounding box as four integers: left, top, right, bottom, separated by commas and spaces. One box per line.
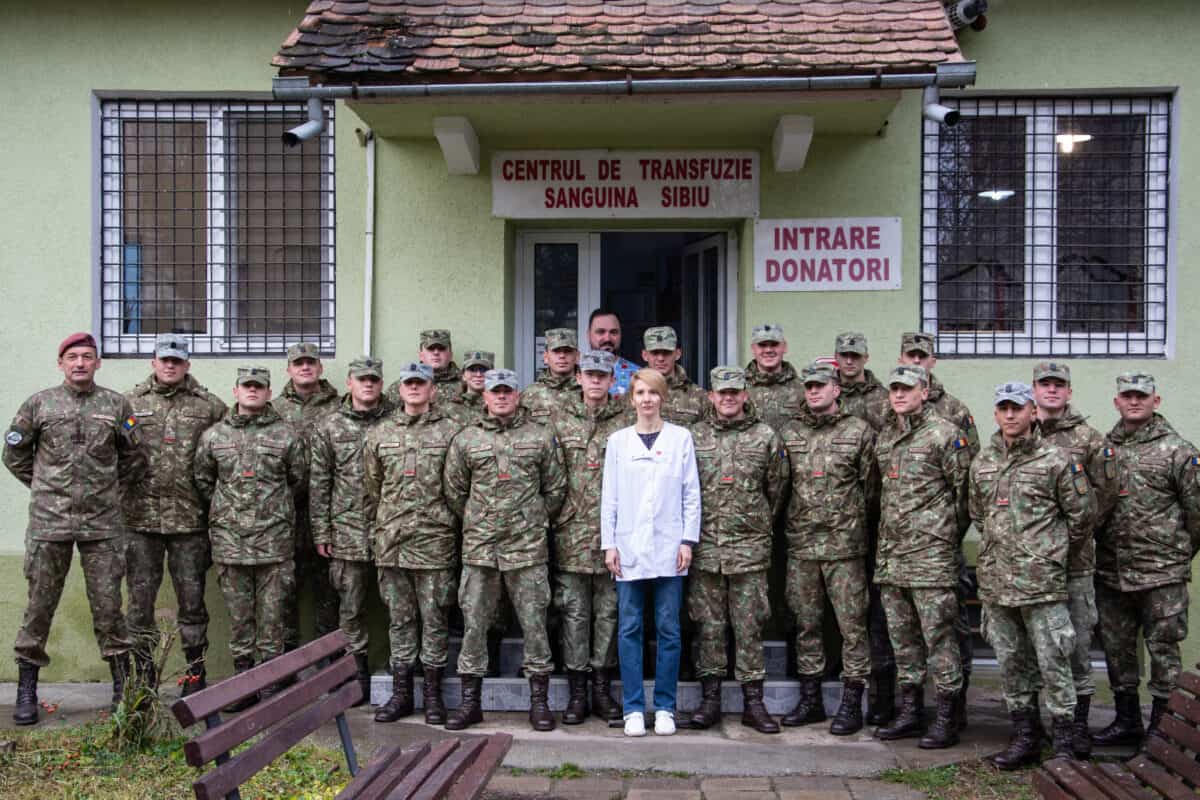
624, 712, 647, 737
655, 709, 676, 736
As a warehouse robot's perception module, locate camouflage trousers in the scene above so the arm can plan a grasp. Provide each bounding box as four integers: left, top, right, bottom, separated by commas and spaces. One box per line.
14, 538, 131, 666
377, 566, 456, 670
982, 601, 1076, 718
1096, 580, 1188, 700
687, 569, 769, 683
1066, 575, 1099, 696
955, 549, 975, 677
329, 558, 374, 656
880, 584, 962, 694
216, 560, 294, 664
125, 530, 211, 654
788, 557, 871, 681
553, 570, 618, 673
284, 505, 339, 650
458, 563, 552, 677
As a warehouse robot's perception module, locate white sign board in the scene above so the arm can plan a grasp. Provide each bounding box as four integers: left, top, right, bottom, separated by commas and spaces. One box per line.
492, 150, 760, 219
754, 218, 902, 292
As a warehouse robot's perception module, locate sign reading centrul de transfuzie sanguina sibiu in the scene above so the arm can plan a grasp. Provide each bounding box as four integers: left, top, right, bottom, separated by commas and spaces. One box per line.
754, 218, 902, 292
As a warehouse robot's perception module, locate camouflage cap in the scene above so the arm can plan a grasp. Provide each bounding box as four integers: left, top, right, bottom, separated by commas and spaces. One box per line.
579, 349, 615, 374
887, 364, 928, 388
709, 366, 746, 391
236, 365, 271, 387
348, 356, 383, 379
994, 381, 1034, 406
420, 329, 452, 349
395, 361, 434, 383
1116, 372, 1156, 395
750, 323, 785, 345
800, 361, 838, 385
484, 368, 520, 391
286, 342, 320, 363
834, 331, 869, 355
1033, 361, 1071, 383
154, 333, 190, 361
461, 350, 495, 370
544, 328, 578, 351
900, 331, 936, 356
643, 325, 678, 352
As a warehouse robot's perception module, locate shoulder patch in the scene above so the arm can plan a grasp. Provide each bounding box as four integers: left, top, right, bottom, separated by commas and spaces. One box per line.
952, 437, 968, 450
5, 430, 23, 446
121, 415, 137, 432
1069, 462, 1084, 474
1102, 447, 1115, 458
1190, 456, 1199, 467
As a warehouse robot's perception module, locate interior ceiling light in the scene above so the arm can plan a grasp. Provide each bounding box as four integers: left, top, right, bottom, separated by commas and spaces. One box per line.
1056, 133, 1093, 153
978, 189, 1016, 201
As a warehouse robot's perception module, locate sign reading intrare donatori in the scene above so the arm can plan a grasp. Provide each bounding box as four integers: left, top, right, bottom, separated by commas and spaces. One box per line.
754, 218, 902, 292
492, 150, 760, 219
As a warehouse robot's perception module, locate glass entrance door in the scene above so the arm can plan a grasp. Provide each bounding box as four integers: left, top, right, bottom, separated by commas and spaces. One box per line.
513, 232, 599, 383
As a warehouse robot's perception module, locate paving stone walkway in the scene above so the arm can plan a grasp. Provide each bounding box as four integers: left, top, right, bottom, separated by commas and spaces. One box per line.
486, 773, 926, 800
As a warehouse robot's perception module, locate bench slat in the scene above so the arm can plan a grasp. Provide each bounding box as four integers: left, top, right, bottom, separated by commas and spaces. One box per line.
1041, 758, 1134, 800
1096, 763, 1158, 800
1033, 768, 1076, 800
1145, 734, 1200, 786
336, 744, 409, 800
339, 743, 429, 800
192, 679, 361, 800
444, 734, 513, 800
184, 654, 358, 767
1127, 753, 1195, 800
407, 737, 487, 800
1175, 671, 1200, 698
1166, 689, 1200, 728
174, 631, 351, 727
1159, 713, 1200, 756
382, 740, 459, 800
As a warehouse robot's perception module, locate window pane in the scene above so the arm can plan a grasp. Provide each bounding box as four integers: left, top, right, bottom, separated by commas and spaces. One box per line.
533, 243, 579, 371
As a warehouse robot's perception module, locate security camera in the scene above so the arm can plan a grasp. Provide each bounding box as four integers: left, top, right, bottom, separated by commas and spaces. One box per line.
282, 98, 325, 147
946, 0, 987, 30
923, 103, 961, 126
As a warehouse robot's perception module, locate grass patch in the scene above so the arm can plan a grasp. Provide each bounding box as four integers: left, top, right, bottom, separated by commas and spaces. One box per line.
881, 760, 1036, 800
541, 762, 587, 780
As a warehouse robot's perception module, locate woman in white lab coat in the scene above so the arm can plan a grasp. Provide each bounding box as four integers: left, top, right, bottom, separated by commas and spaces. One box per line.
600, 368, 701, 737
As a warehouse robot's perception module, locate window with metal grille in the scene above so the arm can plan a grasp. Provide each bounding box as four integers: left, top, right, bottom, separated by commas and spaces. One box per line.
921, 94, 1170, 357
99, 98, 335, 356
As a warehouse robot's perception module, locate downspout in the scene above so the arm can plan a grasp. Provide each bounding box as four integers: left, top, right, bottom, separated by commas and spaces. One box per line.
361, 129, 376, 355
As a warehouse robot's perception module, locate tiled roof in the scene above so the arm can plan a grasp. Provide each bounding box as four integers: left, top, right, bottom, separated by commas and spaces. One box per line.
274, 1, 964, 83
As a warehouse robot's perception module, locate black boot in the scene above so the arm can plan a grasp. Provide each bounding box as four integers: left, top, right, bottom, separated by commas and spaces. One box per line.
741, 680, 780, 734
877, 684, 925, 740
108, 653, 132, 711
181, 646, 207, 697
1052, 714, 1075, 759
1091, 691, 1143, 747
374, 664, 413, 722
591, 669, 622, 722
687, 677, 723, 729
956, 671, 970, 731
782, 676, 826, 727
528, 673, 555, 731
1073, 695, 1092, 759
13, 660, 39, 726
222, 657, 259, 713
830, 679, 865, 736
352, 654, 371, 708
990, 708, 1042, 770
867, 670, 895, 726
422, 666, 446, 725
562, 671, 588, 725
918, 690, 960, 749
445, 675, 483, 730
1146, 696, 1169, 743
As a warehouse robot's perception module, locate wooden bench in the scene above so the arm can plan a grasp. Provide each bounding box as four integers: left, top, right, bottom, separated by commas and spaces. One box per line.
171, 630, 513, 800
1033, 668, 1200, 800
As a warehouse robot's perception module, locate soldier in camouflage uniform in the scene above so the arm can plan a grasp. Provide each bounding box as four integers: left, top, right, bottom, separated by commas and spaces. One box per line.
970, 382, 1096, 768
4, 332, 145, 726
443, 369, 567, 731
1092, 373, 1200, 746
873, 364, 971, 750
521, 328, 580, 420
310, 357, 391, 708
742, 323, 802, 432
123, 334, 226, 694
385, 329, 464, 408
836, 332, 889, 433
195, 366, 308, 712
272, 342, 340, 651
642, 326, 709, 427
1032, 361, 1116, 756
685, 367, 789, 734
364, 362, 463, 725
550, 350, 630, 724
442, 350, 491, 426
777, 362, 876, 736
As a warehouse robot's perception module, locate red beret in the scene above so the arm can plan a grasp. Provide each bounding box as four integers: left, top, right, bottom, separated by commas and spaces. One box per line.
58, 332, 97, 357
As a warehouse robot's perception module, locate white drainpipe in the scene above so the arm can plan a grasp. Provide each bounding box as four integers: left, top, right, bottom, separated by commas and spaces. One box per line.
362, 128, 376, 356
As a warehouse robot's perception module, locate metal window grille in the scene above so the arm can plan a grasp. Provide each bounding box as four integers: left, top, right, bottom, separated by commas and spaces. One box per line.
921, 94, 1170, 357
99, 98, 336, 356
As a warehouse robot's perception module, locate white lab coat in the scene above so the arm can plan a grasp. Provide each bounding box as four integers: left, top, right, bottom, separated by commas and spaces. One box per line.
600, 422, 701, 581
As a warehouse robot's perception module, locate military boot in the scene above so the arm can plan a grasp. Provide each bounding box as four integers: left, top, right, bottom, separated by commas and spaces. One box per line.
989, 709, 1042, 770
876, 684, 925, 740
562, 671, 589, 725
781, 676, 826, 727
108, 653, 132, 711
13, 660, 39, 726
918, 691, 960, 749
529, 673, 556, 731
422, 666, 446, 725
1146, 696, 1170, 743
866, 670, 895, 726
222, 657, 259, 713
374, 664, 413, 722
591, 669, 622, 721
1073, 695, 1092, 759
687, 678, 723, 729
1052, 715, 1076, 759
741, 680, 780, 734
830, 679, 865, 736
181, 646, 207, 697
352, 653, 371, 708
445, 675, 484, 730
1091, 691, 1143, 747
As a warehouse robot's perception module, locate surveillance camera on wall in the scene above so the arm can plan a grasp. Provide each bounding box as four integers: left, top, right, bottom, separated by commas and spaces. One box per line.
946, 0, 988, 30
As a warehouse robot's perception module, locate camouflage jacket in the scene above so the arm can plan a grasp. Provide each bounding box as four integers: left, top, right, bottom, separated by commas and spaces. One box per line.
838, 369, 889, 433
442, 388, 484, 427
1038, 406, 1116, 577
874, 405, 972, 588
1096, 414, 1200, 591
194, 405, 308, 565
521, 371, 580, 421
309, 395, 392, 561
550, 394, 632, 574
3, 382, 145, 542
272, 379, 340, 437
662, 365, 710, 427
690, 407, 789, 574
927, 374, 981, 458
123, 374, 226, 535
444, 407, 567, 570
778, 406, 877, 561
363, 407, 463, 569
385, 363, 464, 409
970, 432, 1096, 607
744, 360, 802, 433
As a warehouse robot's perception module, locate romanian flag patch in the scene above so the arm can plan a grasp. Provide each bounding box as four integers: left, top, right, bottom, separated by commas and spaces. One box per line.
1069, 462, 1084, 474
122, 415, 137, 432
1102, 447, 1115, 458
1191, 456, 1199, 467
952, 437, 968, 450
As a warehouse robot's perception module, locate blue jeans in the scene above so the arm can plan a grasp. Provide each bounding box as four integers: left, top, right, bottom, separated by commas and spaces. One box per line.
616, 576, 683, 714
